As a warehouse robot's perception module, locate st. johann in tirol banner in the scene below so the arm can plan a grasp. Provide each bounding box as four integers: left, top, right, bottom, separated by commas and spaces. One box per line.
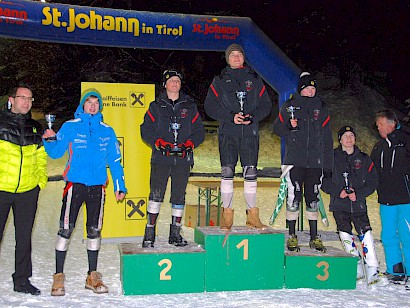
81, 82, 153, 241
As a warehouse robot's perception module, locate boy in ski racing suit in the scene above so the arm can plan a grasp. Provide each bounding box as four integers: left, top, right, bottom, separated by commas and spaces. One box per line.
42, 88, 126, 296
322, 126, 385, 284
204, 43, 272, 230
140, 69, 205, 248
273, 72, 333, 252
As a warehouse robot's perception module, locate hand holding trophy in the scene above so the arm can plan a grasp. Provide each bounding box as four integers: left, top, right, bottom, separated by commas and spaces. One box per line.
44, 114, 57, 141
286, 105, 300, 131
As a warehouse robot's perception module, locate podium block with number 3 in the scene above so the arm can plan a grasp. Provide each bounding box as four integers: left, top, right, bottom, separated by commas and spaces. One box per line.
194, 226, 285, 292
284, 246, 357, 289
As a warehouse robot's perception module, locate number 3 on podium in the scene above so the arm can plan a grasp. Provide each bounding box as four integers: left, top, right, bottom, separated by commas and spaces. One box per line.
316, 260, 330, 281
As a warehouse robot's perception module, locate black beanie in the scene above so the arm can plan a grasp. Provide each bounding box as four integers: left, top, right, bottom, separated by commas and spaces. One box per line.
163, 69, 183, 86
298, 72, 317, 93
338, 125, 356, 141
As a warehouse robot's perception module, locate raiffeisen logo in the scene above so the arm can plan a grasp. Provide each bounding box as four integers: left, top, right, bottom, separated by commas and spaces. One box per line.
192, 17, 240, 41
42, 7, 140, 37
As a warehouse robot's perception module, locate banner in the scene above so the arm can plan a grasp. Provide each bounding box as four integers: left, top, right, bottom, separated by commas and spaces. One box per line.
0, 0, 299, 98
81, 82, 154, 240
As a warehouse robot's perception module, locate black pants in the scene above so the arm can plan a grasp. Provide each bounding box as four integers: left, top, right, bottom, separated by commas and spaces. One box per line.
58, 182, 105, 238
149, 164, 191, 204
218, 134, 259, 168
287, 166, 322, 210
0, 187, 40, 284
333, 211, 372, 235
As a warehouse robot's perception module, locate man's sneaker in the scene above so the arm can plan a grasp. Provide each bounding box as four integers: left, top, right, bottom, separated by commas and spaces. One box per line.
14, 280, 41, 296
286, 234, 300, 252
85, 271, 108, 294
51, 273, 65, 296
309, 235, 327, 253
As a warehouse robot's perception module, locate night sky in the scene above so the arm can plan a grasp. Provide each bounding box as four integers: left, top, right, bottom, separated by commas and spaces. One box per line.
124, 0, 409, 101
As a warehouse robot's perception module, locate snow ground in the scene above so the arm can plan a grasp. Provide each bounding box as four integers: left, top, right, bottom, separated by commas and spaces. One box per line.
1, 174, 409, 308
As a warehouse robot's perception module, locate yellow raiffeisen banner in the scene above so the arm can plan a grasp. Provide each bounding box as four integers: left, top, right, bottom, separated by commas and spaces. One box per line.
81, 82, 154, 240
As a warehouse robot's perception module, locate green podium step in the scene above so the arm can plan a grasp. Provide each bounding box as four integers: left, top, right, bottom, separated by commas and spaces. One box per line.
285, 245, 357, 289
194, 226, 285, 292
119, 239, 205, 295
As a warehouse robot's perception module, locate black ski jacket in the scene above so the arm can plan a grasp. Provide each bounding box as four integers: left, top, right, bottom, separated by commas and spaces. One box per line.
204, 66, 271, 137
140, 91, 204, 165
370, 125, 410, 205
272, 93, 333, 170
327, 146, 378, 213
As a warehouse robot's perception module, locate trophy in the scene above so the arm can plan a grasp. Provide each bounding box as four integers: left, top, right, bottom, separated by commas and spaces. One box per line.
169, 116, 182, 155
45, 114, 57, 141
342, 172, 354, 194
286, 105, 300, 131
236, 91, 251, 121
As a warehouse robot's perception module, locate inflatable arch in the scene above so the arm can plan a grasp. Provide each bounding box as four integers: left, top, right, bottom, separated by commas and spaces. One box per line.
0, 0, 300, 104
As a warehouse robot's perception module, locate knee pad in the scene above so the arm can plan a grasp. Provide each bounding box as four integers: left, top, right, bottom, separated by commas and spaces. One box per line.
286, 210, 299, 220
172, 204, 184, 218
243, 165, 257, 181
286, 201, 300, 212
306, 201, 319, 212
57, 227, 74, 240
55, 235, 70, 251
87, 226, 101, 239
221, 165, 234, 180
87, 237, 101, 251
147, 200, 161, 214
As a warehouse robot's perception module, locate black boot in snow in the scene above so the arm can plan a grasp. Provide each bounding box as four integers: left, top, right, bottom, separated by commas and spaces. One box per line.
168, 224, 188, 247
142, 226, 155, 248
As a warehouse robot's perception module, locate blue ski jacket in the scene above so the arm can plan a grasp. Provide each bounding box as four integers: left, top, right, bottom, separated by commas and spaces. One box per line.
43, 89, 126, 193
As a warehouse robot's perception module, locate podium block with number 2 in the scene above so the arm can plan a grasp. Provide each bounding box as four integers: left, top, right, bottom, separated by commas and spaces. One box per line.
119, 241, 206, 295
194, 226, 285, 292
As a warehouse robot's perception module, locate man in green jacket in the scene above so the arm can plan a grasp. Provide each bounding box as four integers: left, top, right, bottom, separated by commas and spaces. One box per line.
0, 83, 48, 295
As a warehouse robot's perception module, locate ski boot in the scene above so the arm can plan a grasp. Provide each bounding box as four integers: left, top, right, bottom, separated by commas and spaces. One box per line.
142, 225, 155, 248
309, 235, 327, 253
365, 265, 389, 286
168, 224, 188, 247
286, 234, 300, 252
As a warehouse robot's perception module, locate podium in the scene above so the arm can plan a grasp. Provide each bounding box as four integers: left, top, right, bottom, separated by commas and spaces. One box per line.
118, 228, 357, 295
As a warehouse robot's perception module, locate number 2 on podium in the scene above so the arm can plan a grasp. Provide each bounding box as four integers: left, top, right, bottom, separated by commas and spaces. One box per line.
158, 259, 172, 281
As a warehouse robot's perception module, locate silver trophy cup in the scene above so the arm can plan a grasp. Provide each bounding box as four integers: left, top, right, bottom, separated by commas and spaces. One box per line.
342, 172, 353, 194
45, 114, 57, 141
286, 105, 300, 131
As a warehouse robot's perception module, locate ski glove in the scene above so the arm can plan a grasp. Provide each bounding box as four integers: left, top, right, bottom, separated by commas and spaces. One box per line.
155, 138, 173, 156
177, 140, 194, 158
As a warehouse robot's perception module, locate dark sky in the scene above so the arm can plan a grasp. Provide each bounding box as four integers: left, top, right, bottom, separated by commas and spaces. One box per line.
148, 0, 409, 101
60, 0, 410, 101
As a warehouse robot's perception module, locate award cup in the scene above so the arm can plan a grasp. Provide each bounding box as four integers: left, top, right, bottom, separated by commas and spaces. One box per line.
236, 91, 251, 121
45, 114, 57, 141
342, 172, 354, 194
169, 116, 182, 155
286, 105, 300, 131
